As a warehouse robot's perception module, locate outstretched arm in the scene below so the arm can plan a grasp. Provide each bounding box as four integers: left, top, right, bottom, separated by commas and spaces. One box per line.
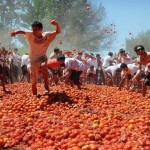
51, 20, 61, 35
10, 31, 25, 37
132, 63, 142, 81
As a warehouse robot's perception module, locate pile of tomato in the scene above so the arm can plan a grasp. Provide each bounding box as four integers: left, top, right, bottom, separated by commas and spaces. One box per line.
0, 83, 150, 149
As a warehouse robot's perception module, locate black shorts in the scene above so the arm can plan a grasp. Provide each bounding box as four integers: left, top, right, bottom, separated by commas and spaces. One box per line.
3, 66, 9, 77
88, 73, 95, 78
12, 65, 18, 77
144, 72, 150, 86
69, 70, 82, 85
0, 65, 3, 74
21, 65, 28, 75
128, 74, 132, 80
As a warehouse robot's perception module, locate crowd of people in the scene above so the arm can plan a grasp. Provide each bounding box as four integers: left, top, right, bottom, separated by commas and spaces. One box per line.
0, 20, 150, 97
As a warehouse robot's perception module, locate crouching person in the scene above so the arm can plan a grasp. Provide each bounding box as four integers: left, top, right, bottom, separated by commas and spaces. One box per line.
57, 55, 85, 89
104, 65, 122, 86
86, 65, 96, 84
47, 58, 64, 85
141, 63, 150, 96
118, 63, 140, 91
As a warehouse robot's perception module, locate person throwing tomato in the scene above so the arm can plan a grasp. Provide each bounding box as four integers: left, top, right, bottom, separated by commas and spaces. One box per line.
11, 20, 61, 95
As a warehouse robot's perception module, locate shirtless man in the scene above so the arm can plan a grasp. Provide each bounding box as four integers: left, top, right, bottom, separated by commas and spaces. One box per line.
132, 45, 150, 96
11, 20, 61, 95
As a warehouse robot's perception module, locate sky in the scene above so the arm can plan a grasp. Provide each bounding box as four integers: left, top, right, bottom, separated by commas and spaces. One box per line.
91, 0, 150, 54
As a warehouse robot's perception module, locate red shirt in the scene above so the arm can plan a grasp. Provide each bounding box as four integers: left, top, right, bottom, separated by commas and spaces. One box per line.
47, 59, 60, 70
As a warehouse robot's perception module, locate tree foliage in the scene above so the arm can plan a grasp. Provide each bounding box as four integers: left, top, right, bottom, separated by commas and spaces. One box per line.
126, 30, 150, 57
0, 0, 116, 54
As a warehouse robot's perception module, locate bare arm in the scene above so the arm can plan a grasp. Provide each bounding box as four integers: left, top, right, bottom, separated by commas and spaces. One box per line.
122, 55, 130, 60
51, 20, 61, 35
63, 69, 71, 79
111, 76, 116, 86
118, 75, 126, 90
10, 30, 25, 37
132, 63, 142, 80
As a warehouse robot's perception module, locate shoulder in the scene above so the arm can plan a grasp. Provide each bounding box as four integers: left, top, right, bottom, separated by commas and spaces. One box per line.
147, 52, 150, 55
25, 31, 33, 39
25, 31, 32, 35
147, 52, 150, 58
44, 32, 57, 38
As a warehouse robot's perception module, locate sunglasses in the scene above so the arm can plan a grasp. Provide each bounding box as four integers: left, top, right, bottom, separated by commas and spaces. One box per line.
135, 49, 141, 52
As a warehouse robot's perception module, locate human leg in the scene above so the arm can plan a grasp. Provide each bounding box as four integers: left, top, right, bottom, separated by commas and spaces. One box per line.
41, 65, 50, 93
30, 63, 38, 95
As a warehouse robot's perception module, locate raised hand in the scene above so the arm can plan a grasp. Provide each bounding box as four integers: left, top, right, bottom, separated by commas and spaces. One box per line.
10, 31, 16, 37
51, 20, 58, 26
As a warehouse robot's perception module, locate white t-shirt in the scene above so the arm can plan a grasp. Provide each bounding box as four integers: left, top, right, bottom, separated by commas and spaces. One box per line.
21, 54, 29, 66
87, 68, 96, 74
25, 31, 56, 62
12, 52, 20, 67
65, 58, 85, 71
49, 52, 58, 60
102, 55, 113, 68
104, 65, 120, 77
122, 64, 138, 76
3, 55, 11, 68
118, 53, 132, 64
87, 58, 98, 69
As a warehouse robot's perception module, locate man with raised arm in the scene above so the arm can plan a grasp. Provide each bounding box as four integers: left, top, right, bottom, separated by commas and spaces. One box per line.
11, 20, 61, 95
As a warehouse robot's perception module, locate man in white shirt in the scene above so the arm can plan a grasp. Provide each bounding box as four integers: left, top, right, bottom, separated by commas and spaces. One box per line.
102, 52, 114, 68
87, 54, 98, 83
118, 63, 140, 90
11, 48, 20, 82
11, 20, 61, 95
3, 50, 13, 83
20, 53, 30, 82
118, 49, 132, 64
21, 53, 29, 67
87, 65, 96, 84
87, 53, 98, 69
104, 64, 121, 86
57, 55, 85, 89
49, 47, 60, 60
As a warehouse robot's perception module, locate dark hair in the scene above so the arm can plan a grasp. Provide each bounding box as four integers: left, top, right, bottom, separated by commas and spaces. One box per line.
134, 45, 145, 53
90, 65, 94, 69
60, 63, 65, 67
54, 47, 60, 52
1, 47, 6, 51
116, 68, 122, 73
78, 51, 83, 55
120, 63, 127, 69
31, 21, 43, 30
14, 48, 18, 51
96, 54, 100, 57
108, 52, 113, 56
57, 54, 65, 61
119, 49, 125, 54
90, 53, 94, 56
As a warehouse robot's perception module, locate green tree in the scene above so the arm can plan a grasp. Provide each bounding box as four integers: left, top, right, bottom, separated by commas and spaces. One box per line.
20, 0, 115, 53
126, 30, 150, 57
0, 0, 32, 50
0, 0, 115, 54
